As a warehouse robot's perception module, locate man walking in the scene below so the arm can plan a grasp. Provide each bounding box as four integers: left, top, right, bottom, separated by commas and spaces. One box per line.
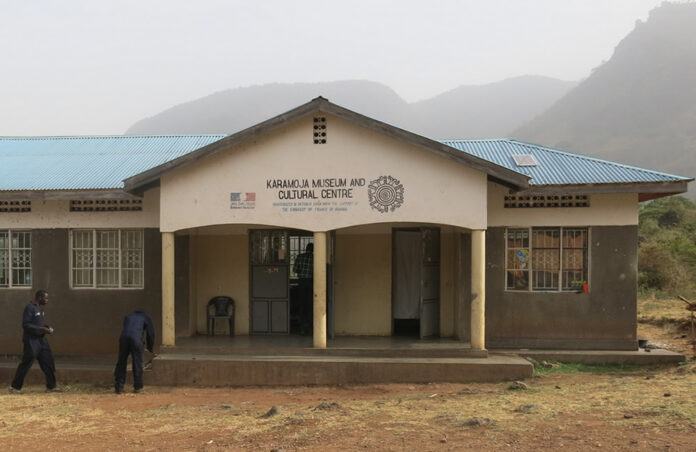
10, 290, 58, 393
114, 310, 155, 394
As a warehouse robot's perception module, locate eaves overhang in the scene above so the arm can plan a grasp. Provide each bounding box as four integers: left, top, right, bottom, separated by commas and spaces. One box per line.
514, 180, 692, 202
0, 189, 139, 200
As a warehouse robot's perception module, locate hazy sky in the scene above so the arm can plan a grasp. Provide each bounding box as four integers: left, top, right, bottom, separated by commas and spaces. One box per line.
0, 0, 664, 135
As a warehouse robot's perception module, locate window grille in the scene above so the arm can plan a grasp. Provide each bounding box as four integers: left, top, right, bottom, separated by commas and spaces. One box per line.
70, 229, 144, 289
505, 227, 588, 292
504, 195, 589, 208
0, 230, 32, 287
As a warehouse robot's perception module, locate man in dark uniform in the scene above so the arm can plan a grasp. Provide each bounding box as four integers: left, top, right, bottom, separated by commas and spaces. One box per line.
114, 310, 155, 394
10, 289, 58, 393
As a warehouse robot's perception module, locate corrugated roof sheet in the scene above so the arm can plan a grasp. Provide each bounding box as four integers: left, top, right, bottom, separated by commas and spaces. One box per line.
441, 139, 691, 185
0, 135, 226, 190
0, 135, 690, 192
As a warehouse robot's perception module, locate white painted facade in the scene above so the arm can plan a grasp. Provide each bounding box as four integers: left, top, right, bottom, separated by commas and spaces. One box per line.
159, 116, 488, 233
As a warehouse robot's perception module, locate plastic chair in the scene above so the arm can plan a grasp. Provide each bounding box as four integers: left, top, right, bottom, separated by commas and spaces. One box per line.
206, 296, 235, 336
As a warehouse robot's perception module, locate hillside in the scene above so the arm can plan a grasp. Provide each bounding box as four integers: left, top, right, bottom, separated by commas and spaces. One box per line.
513, 2, 696, 198
125, 77, 575, 139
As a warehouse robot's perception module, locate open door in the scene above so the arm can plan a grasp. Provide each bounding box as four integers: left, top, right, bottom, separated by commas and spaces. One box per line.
392, 228, 440, 337
420, 228, 440, 338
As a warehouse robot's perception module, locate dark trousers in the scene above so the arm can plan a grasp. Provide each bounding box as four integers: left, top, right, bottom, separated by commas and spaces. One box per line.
11, 337, 57, 390
114, 335, 144, 391
298, 278, 313, 334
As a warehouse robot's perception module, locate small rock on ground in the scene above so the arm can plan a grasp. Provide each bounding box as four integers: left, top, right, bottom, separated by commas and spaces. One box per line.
462, 417, 491, 427
507, 381, 529, 390
260, 406, 281, 418
515, 404, 538, 414
314, 402, 341, 411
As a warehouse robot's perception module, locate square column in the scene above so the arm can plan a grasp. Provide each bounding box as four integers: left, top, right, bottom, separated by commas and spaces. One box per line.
162, 232, 176, 346
471, 229, 486, 350
313, 231, 327, 349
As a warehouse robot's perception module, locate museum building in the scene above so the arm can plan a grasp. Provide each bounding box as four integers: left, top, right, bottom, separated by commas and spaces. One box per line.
0, 97, 691, 355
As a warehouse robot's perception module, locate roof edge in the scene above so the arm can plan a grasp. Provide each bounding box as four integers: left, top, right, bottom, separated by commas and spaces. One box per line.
515, 180, 690, 197
509, 139, 694, 182
0, 189, 139, 200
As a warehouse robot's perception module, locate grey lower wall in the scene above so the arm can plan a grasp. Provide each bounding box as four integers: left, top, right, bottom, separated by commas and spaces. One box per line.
0, 229, 190, 355
485, 226, 638, 350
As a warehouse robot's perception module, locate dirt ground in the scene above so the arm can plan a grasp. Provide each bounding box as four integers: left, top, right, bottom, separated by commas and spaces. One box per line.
1, 299, 694, 451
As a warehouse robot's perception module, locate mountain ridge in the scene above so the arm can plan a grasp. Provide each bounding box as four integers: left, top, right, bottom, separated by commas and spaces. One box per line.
125, 76, 576, 140
512, 2, 696, 196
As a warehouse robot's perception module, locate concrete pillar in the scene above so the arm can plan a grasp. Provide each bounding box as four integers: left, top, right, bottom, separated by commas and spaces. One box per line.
471, 229, 486, 350
313, 231, 327, 349
162, 232, 176, 346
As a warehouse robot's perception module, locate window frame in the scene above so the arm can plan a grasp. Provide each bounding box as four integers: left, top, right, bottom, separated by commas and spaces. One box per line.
504, 226, 589, 293
0, 229, 32, 288
69, 229, 144, 290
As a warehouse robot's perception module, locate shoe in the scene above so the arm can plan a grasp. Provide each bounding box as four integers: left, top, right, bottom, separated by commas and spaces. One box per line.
9, 386, 21, 394
115, 387, 123, 394
45, 387, 63, 393
134, 388, 143, 394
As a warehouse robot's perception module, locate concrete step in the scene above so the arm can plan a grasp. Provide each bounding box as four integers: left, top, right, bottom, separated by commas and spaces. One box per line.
160, 345, 488, 358
1, 353, 533, 387
148, 353, 533, 386
493, 348, 687, 365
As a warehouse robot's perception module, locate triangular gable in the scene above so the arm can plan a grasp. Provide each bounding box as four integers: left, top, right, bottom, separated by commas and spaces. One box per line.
123, 97, 530, 194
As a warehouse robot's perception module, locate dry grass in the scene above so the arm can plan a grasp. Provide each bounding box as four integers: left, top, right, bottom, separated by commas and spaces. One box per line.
638, 297, 693, 323
1, 298, 694, 450
2, 366, 695, 451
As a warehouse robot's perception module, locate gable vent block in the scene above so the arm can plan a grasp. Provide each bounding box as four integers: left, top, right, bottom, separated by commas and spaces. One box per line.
512, 154, 538, 167
313, 117, 327, 144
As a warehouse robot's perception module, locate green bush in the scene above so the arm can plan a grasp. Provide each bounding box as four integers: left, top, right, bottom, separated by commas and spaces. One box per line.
638, 196, 696, 298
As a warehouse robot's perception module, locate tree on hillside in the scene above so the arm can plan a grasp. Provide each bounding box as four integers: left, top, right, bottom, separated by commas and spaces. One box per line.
638, 196, 696, 297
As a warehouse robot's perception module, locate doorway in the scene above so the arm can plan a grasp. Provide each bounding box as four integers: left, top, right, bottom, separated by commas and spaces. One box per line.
249, 230, 290, 334
250, 230, 331, 335
289, 233, 314, 335
392, 228, 440, 338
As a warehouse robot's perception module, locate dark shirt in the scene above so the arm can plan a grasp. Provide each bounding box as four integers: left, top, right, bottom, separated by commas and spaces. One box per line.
293, 252, 313, 279
22, 301, 47, 340
120, 311, 155, 352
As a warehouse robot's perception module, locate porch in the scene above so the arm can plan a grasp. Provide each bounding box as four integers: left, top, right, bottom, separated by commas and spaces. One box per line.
160, 334, 488, 358
2, 335, 685, 387
151, 334, 531, 386
161, 225, 487, 351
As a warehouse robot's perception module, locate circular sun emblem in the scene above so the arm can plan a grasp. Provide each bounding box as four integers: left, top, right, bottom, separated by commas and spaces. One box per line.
368, 175, 404, 213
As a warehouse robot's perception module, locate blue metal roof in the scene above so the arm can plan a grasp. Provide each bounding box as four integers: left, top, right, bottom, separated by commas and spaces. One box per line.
441, 139, 692, 186
0, 135, 689, 192
0, 135, 226, 190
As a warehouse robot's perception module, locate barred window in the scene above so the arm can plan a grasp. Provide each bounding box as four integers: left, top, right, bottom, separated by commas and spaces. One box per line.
0, 230, 32, 287
70, 229, 144, 289
505, 227, 588, 292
